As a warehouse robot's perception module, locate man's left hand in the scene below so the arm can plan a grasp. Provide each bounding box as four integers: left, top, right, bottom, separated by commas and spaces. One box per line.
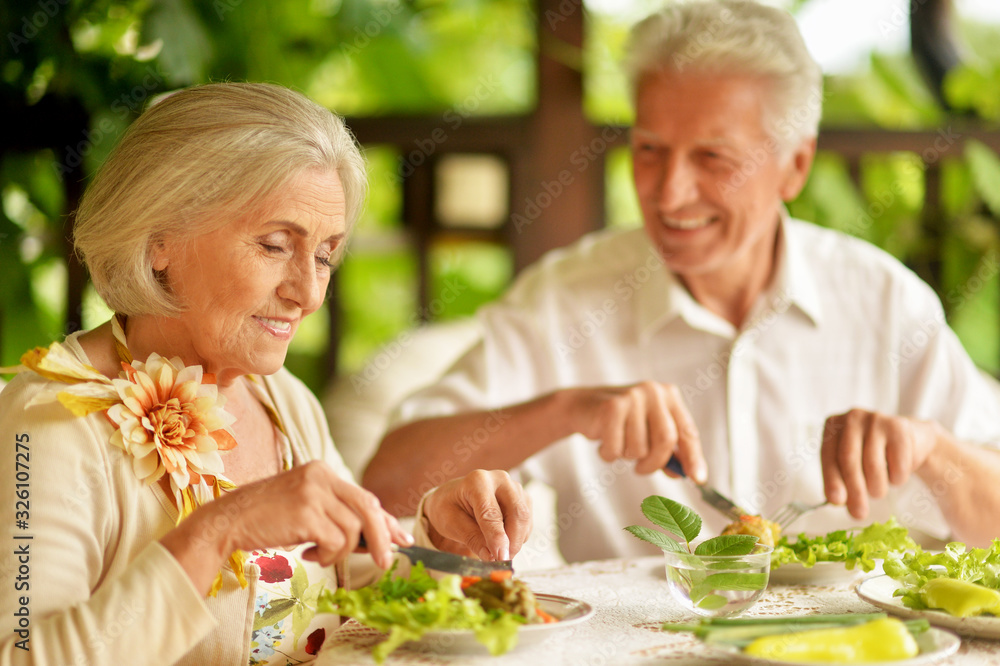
820, 408, 945, 519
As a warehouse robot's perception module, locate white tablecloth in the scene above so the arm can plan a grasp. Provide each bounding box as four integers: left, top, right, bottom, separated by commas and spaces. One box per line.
315, 556, 1000, 664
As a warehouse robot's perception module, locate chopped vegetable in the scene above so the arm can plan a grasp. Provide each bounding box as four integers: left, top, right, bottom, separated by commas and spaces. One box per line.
742, 617, 920, 662
462, 575, 541, 621
770, 517, 916, 571
489, 569, 513, 583
722, 514, 782, 547
535, 608, 558, 624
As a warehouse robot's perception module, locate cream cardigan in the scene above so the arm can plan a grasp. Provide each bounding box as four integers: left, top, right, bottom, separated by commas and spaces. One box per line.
0, 333, 420, 665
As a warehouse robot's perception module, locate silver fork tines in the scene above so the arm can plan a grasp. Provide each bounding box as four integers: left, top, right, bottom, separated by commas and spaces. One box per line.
771, 500, 827, 532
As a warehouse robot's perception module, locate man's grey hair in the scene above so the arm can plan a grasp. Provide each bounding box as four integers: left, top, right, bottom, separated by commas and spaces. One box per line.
625, 0, 823, 151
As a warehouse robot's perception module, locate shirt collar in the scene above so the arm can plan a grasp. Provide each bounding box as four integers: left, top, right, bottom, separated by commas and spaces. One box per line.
635, 209, 823, 345
774, 208, 823, 327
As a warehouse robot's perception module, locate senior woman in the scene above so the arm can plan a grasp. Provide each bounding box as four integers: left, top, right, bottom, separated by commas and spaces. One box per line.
0, 82, 531, 665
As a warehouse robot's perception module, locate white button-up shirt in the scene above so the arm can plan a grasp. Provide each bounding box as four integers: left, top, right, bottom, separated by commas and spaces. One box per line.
392, 218, 1000, 562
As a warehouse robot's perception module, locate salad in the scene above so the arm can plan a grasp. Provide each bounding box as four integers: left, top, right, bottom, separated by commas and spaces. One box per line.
770, 517, 916, 572
883, 539, 1000, 615
317, 562, 554, 662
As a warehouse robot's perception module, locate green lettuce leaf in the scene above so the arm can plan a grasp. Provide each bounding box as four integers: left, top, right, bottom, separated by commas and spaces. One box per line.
771, 517, 916, 571
317, 562, 526, 662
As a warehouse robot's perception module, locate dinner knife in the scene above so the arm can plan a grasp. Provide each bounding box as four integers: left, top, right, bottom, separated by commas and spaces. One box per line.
359, 535, 514, 577
665, 455, 746, 521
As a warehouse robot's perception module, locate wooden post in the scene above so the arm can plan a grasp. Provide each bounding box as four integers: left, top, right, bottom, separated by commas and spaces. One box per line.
403, 159, 435, 321
911, 0, 960, 111
511, 0, 602, 272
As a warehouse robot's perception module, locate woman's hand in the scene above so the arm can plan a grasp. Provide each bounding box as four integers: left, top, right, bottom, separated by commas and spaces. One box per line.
421, 470, 532, 562
161, 461, 409, 593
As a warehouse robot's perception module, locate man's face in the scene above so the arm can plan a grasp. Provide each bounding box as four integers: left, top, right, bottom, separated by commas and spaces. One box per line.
631, 71, 814, 284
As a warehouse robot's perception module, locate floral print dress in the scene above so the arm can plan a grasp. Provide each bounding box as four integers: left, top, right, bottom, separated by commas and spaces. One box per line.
245, 381, 341, 665
247, 544, 337, 665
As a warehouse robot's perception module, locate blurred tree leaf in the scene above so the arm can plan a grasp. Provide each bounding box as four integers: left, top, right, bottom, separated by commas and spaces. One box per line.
943, 236, 1000, 373
858, 153, 922, 259
964, 139, 1000, 219
862, 53, 943, 128
940, 157, 976, 220
943, 65, 1000, 119
142, 0, 212, 85
584, 10, 632, 125
429, 241, 511, 320
338, 249, 417, 373
788, 152, 864, 236
0, 210, 49, 364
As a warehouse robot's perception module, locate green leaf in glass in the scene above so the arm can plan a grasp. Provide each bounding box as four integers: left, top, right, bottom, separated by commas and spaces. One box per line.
625, 525, 684, 552
696, 594, 728, 610
689, 572, 767, 604
694, 535, 759, 557
640, 496, 702, 544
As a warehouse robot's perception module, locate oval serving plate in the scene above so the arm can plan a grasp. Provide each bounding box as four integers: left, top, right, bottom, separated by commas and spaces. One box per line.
408, 593, 594, 654
703, 625, 960, 666
857, 574, 1000, 639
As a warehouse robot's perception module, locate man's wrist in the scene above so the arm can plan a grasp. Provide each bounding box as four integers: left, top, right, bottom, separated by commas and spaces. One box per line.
914, 420, 959, 482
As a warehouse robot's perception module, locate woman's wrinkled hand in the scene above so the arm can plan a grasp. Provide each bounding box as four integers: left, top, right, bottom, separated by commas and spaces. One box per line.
163, 460, 410, 589
421, 470, 532, 562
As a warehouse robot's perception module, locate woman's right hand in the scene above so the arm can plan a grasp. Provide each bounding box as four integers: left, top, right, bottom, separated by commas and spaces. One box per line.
160, 461, 409, 593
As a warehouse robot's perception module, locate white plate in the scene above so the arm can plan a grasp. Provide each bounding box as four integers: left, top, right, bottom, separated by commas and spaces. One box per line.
705, 626, 961, 665
770, 561, 866, 586
407, 593, 594, 654
857, 574, 1000, 638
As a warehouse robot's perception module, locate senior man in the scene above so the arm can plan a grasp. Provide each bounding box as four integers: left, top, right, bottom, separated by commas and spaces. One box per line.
365, 0, 1000, 562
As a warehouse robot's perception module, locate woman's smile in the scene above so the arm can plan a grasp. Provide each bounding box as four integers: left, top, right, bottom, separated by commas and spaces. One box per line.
253, 316, 295, 339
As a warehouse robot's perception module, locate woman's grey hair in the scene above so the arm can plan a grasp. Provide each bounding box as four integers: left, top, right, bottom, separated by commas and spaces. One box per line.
74, 82, 367, 317
625, 0, 823, 151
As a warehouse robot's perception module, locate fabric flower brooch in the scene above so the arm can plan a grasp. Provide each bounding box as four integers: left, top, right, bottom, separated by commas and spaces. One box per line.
10, 321, 245, 594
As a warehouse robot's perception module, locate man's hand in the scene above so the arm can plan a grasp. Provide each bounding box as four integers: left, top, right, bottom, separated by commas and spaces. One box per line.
820, 408, 944, 519
563, 381, 706, 479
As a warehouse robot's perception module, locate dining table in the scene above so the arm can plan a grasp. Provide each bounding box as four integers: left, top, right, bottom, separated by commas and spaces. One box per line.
315, 555, 1000, 665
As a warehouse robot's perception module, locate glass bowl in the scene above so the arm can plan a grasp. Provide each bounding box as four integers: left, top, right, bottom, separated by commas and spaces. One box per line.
663, 544, 772, 617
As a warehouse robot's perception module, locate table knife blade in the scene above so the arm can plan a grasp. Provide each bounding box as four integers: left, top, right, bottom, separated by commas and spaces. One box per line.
665, 455, 746, 521
358, 534, 514, 577
394, 544, 514, 577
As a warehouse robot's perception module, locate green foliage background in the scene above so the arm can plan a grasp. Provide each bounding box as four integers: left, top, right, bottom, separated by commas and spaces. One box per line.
3, 0, 1000, 392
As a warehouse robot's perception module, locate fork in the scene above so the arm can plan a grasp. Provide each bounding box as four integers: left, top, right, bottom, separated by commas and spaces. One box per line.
770, 500, 827, 533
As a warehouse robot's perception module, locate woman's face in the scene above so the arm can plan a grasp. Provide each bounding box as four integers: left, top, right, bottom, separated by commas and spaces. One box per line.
153, 169, 347, 383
